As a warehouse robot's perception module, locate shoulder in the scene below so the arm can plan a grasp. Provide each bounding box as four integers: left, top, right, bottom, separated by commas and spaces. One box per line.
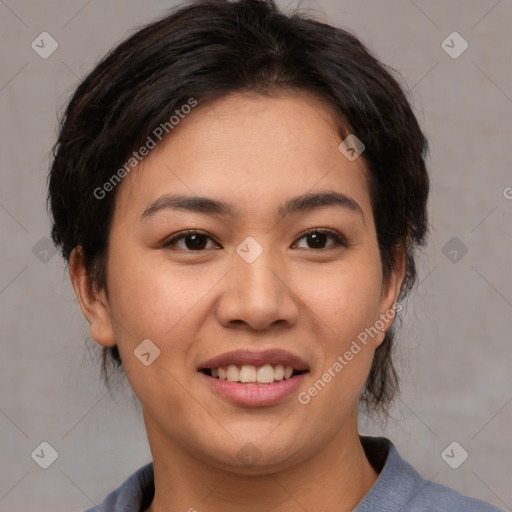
82, 462, 154, 512
406, 481, 505, 511
356, 437, 504, 512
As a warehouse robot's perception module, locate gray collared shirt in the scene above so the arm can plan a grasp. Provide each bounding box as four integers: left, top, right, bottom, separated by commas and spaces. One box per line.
83, 437, 504, 511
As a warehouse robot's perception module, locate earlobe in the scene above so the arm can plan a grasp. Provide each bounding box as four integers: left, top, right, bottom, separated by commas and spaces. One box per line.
69, 247, 116, 348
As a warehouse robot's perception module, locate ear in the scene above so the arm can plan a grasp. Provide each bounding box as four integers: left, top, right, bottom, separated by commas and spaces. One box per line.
376, 246, 406, 346
69, 247, 116, 348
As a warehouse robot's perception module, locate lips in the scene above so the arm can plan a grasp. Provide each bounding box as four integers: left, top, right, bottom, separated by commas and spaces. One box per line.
197, 349, 310, 406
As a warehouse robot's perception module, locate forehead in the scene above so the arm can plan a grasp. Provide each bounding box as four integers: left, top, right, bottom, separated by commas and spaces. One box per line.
113, 90, 372, 223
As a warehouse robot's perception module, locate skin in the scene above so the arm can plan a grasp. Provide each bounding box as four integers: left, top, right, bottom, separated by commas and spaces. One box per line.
70, 90, 405, 512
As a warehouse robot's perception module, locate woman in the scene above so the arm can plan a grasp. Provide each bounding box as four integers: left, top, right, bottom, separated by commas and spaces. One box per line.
47, 0, 504, 510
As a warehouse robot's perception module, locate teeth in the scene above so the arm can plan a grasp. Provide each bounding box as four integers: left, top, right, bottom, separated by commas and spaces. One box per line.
257, 364, 275, 384
211, 364, 297, 384
273, 364, 284, 381
239, 365, 256, 382
227, 364, 240, 381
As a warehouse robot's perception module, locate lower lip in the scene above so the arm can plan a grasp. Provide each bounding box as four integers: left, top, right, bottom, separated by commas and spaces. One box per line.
199, 372, 307, 407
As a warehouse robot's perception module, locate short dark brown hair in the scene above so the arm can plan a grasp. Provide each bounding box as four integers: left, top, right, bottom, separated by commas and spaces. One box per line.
48, 0, 429, 416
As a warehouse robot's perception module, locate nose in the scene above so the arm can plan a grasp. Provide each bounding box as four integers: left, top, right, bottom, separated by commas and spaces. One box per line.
215, 246, 300, 331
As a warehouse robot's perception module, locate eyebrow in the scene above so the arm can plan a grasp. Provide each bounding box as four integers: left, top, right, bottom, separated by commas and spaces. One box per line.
140, 191, 365, 224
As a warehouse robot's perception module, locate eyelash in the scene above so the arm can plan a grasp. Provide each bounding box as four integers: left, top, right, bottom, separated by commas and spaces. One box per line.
162, 228, 350, 252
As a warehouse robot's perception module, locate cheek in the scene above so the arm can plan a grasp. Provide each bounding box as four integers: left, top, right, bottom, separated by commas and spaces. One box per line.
298, 253, 383, 401
104, 247, 224, 359
102, 256, 193, 409
307, 254, 383, 337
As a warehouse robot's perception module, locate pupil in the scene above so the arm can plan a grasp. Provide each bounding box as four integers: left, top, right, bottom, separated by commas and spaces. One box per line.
308, 233, 325, 248
186, 234, 206, 250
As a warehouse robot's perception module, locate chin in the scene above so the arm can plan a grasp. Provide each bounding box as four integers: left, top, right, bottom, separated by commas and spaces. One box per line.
199, 436, 308, 475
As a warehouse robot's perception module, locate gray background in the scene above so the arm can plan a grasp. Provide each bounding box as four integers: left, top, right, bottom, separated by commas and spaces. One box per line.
1, 0, 511, 510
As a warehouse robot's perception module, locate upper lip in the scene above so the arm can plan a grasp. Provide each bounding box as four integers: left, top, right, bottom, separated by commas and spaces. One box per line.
198, 349, 310, 372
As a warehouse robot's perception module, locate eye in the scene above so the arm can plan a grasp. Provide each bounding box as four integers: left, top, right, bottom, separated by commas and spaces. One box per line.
163, 229, 349, 252
163, 230, 219, 251
293, 229, 349, 250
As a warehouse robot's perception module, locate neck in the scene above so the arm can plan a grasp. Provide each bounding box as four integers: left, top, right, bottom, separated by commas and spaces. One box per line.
144, 412, 378, 512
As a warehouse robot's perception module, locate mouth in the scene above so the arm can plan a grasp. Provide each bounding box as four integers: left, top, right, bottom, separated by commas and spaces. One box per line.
197, 349, 310, 405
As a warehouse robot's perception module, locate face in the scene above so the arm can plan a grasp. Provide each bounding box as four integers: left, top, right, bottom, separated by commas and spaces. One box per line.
74, 90, 403, 473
